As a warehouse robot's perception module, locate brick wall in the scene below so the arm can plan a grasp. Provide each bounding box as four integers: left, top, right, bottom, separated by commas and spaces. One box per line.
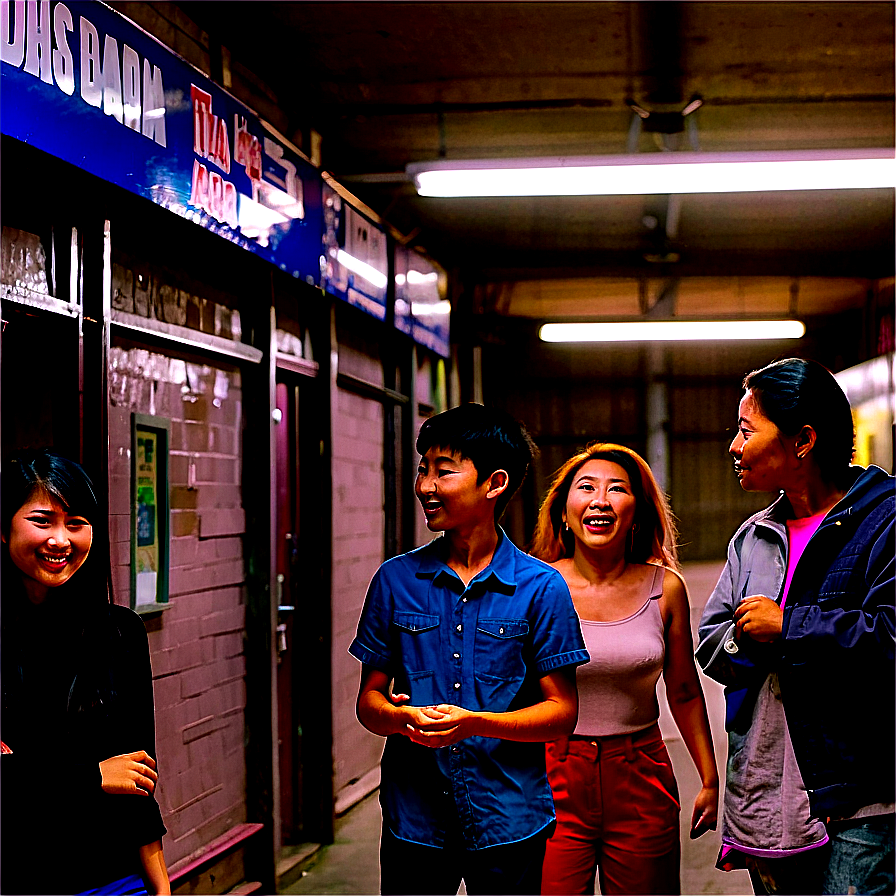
331, 375, 387, 798
108, 340, 248, 868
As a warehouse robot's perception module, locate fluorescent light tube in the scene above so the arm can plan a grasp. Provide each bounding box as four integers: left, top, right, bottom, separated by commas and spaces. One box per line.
409, 149, 895, 197
539, 320, 807, 343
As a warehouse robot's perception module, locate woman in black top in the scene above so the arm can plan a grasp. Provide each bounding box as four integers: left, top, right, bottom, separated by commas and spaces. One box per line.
1, 450, 169, 895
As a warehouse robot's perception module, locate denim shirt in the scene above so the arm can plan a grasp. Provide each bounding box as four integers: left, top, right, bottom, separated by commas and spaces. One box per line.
349, 529, 590, 849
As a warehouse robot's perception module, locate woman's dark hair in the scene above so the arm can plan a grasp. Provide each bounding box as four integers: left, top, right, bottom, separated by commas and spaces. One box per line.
530, 442, 679, 569
416, 403, 537, 521
744, 358, 855, 484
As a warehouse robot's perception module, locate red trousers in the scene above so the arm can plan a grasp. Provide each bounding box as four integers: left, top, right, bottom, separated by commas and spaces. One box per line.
542, 724, 681, 895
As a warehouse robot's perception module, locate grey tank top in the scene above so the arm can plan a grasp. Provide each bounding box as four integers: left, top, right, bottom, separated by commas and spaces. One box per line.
574, 565, 666, 737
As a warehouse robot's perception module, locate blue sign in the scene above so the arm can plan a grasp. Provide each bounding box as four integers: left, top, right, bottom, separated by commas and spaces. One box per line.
395, 246, 450, 357
1, 0, 322, 284
1, 0, 450, 345
321, 184, 388, 321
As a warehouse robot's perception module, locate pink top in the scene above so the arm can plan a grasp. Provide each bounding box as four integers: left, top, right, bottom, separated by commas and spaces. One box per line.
574, 565, 666, 737
782, 510, 827, 609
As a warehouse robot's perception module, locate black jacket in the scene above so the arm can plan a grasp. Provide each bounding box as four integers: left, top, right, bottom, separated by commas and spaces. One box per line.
1, 600, 166, 895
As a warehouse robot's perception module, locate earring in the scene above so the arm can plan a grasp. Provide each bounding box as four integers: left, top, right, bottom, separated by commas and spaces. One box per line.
629, 523, 639, 554
563, 521, 569, 532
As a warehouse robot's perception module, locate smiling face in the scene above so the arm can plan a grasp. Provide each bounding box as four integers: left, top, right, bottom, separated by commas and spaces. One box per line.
729, 390, 796, 493
3, 489, 93, 603
415, 446, 498, 533
563, 459, 637, 553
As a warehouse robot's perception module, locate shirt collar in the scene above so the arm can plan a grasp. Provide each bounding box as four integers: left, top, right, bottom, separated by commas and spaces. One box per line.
415, 527, 518, 593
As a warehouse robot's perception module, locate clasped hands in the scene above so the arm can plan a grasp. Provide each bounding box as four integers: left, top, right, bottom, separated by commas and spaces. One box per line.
99, 750, 159, 796
389, 687, 477, 748
734, 594, 783, 643
402, 703, 478, 747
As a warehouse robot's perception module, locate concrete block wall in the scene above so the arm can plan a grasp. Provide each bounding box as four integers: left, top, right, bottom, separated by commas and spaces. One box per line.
413, 353, 442, 549
331, 385, 387, 798
108, 341, 249, 868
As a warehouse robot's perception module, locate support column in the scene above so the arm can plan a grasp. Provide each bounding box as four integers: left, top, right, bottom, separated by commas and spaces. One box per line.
645, 343, 669, 492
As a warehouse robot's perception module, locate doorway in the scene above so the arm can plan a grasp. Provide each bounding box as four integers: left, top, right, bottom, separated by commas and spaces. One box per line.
275, 378, 304, 840
274, 371, 333, 845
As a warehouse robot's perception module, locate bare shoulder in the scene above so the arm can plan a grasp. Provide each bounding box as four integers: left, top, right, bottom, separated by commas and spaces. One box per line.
656, 565, 690, 624
661, 565, 689, 597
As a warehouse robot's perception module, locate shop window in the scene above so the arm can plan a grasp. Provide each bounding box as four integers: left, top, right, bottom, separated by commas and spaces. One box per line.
1, 226, 51, 300
111, 247, 244, 345
275, 324, 314, 364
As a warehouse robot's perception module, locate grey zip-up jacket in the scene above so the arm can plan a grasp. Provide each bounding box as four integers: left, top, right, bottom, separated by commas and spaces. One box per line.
696, 493, 826, 857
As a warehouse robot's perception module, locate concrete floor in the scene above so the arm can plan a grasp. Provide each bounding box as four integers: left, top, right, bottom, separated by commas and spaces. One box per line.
284, 561, 752, 896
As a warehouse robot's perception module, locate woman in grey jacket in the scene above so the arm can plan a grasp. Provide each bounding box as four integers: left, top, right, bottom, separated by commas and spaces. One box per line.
696, 358, 894, 896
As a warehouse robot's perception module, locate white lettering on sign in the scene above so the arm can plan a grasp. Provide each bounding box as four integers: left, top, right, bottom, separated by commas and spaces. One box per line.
1, 0, 166, 146
50, 0, 72, 93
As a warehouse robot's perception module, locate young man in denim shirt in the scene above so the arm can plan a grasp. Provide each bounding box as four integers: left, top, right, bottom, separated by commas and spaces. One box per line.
350, 404, 589, 895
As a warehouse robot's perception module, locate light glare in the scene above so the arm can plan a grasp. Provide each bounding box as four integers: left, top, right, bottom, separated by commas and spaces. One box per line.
411, 300, 451, 317
539, 320, 807, 343
333, 249, 388, 290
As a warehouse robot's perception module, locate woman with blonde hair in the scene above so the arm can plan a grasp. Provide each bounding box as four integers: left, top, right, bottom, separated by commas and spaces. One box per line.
531, 442, 718, 896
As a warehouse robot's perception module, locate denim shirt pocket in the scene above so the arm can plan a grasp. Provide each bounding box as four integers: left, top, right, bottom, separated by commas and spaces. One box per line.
391, 613, 440, 705
474, 618, 529, 708
393, 612, 440, 635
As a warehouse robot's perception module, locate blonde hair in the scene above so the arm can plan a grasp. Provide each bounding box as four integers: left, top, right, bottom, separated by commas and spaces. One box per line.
529, 442, 679, 570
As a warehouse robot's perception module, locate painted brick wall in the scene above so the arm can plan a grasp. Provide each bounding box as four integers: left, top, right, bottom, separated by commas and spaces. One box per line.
331, 382, 386, 798
108, 341, 248, 868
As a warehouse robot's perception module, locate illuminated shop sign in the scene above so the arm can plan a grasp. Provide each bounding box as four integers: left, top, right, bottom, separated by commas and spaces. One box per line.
395, 246, 450, 358
0, 0, 322, 285
321, 184, 388, 321
1, 0, 450, 344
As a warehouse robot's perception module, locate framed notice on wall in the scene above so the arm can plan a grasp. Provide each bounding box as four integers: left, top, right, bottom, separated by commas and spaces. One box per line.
132, 414, 170, 612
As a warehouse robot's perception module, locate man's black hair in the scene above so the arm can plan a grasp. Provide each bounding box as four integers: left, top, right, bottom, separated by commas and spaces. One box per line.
416, 404, 537, 521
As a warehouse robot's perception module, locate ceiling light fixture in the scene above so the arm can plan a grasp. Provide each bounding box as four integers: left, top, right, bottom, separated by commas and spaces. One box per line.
408, 149, 895, 197
539, 320, 806, 343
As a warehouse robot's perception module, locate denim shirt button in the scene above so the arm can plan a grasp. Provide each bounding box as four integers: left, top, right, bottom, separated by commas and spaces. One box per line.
456, 624, 462, 633
454, 682, 461, 689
